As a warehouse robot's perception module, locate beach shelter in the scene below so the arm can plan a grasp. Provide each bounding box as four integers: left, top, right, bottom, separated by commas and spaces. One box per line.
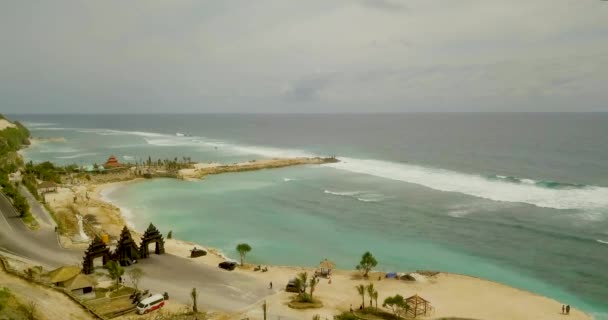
317, 258, 336, 277
47, 266, 81, 286
63, 274, 98, 296
405, 294, 431, 318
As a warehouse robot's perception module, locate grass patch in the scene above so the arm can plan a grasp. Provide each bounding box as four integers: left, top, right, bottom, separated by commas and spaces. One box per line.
356, 308, 401, 320
287, 299, 323, 309
109, 286, 135, 298
94, 287, 109, 299
21, 212, 39, 230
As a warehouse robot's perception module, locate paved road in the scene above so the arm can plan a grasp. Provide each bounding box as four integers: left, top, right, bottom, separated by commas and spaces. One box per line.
0, 192, 81, 267
19, 185, 55, 228
135, 254, 269, 311
0, 192, 268, 311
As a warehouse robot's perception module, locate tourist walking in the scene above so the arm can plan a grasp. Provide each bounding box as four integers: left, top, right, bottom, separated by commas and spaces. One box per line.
269, 281, 272, 289
562, 305, 565, 314
566, 305, 570, 315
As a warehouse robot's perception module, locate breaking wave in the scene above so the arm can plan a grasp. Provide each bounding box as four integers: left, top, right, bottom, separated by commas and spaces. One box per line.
23, 122, 56, 127
597, 240, 608, 245
325, 158, 608, 211
32, 126, 608, 211
324, 190, 385, 203
29, 127, 315, 158
489, 175, 586, 189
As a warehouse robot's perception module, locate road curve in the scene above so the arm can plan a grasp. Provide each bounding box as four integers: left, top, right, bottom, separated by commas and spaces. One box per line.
0, 192, 268, 311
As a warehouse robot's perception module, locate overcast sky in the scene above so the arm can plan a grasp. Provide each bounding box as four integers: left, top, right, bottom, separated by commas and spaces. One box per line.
1, 0, 607, 113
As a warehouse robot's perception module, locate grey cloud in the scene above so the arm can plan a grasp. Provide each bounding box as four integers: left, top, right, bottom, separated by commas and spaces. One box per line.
283, 73, 337, 102
358, 0, 408, 11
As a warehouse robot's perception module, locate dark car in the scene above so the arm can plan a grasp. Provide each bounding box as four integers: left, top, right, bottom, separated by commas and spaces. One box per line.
218, 261, 237, 271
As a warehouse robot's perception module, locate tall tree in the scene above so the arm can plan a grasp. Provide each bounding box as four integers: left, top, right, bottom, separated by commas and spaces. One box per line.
372, 290, 379, 310
309, 276, 318, 299
356, 251, 378, 278
127, 267, 144, 291
356, 284, 366, 309
236, 243, 252, 266
295, 272, 308, 297
366, 283, 375, 307
191, 287, 198, 313
104, 261, 124, 289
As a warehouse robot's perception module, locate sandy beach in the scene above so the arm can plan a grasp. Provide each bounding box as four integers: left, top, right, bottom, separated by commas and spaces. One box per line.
68, 179, 591, 320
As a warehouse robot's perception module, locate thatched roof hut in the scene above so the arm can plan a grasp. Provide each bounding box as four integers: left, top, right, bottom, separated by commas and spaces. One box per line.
64, 274, 97, 291
316, 258, 336, 277
47, 266, 81, 285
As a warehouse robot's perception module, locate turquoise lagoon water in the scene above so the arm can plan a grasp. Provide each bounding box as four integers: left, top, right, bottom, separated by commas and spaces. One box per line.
14, 114, 608, 318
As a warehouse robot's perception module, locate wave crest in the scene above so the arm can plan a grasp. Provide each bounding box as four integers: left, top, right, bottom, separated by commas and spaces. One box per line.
325, 158, 608, 211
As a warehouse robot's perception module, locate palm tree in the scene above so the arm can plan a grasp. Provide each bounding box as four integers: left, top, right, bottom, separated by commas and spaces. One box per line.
309, 276, 318, 299
236, 243, 252, 266
366, 283, 375, 307
356, 284, 366, 309
104, 261, 124, 289
372, 290, 379, 310
191, 288, 198, 313
295, 272, 308, 296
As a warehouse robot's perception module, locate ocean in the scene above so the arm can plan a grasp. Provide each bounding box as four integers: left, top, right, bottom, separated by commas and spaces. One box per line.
13, 113, 608, 318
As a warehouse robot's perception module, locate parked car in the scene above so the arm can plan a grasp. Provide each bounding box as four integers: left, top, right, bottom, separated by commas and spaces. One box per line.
218, 260, 237, 271
136, 293, 165, 314
285, 278, 300, 293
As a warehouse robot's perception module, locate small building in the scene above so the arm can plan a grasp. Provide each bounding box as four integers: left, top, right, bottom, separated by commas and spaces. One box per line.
47, 266, 81, 286
104, 155, 121, 168
316, 258, 336, 277
63, 274, 97, 298
37, 181, 57, 194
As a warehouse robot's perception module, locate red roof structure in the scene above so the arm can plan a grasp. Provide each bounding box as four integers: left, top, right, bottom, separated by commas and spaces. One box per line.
105, 155, 120, 168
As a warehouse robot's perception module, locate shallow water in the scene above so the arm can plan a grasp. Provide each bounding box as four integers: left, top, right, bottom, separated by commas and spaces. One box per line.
14, 113, 608, 317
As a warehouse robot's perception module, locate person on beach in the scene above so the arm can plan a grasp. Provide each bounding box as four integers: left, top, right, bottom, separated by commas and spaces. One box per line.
269, 281, 272, 289
566, 305, 570, 315
562, 305, 565, 314
350, 304, 353, 313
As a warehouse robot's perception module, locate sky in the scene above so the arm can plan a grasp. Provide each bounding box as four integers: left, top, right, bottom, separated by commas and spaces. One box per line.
1, 0, 607, 113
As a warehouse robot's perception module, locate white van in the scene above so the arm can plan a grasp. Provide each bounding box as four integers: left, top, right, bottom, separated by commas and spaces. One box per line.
136, 294, 165, 314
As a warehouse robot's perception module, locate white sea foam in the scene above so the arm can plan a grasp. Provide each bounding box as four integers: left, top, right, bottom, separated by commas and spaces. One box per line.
325, 157, 608, 211
30, 127, 68, 131
283, 178, 295, 182
99, 185, 136, 228
521, 179, 536, 185
23, 122, 56, 127
324, 190, 361, 196
55, 152, 98, 159
597, 240, 608, 245
39, 147, 79, 153
324, 190, 385, 203
123, 155, 135, 161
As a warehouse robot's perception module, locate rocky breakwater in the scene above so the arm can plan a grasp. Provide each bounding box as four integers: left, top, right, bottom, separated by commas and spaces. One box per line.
178, 157, 339, 180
